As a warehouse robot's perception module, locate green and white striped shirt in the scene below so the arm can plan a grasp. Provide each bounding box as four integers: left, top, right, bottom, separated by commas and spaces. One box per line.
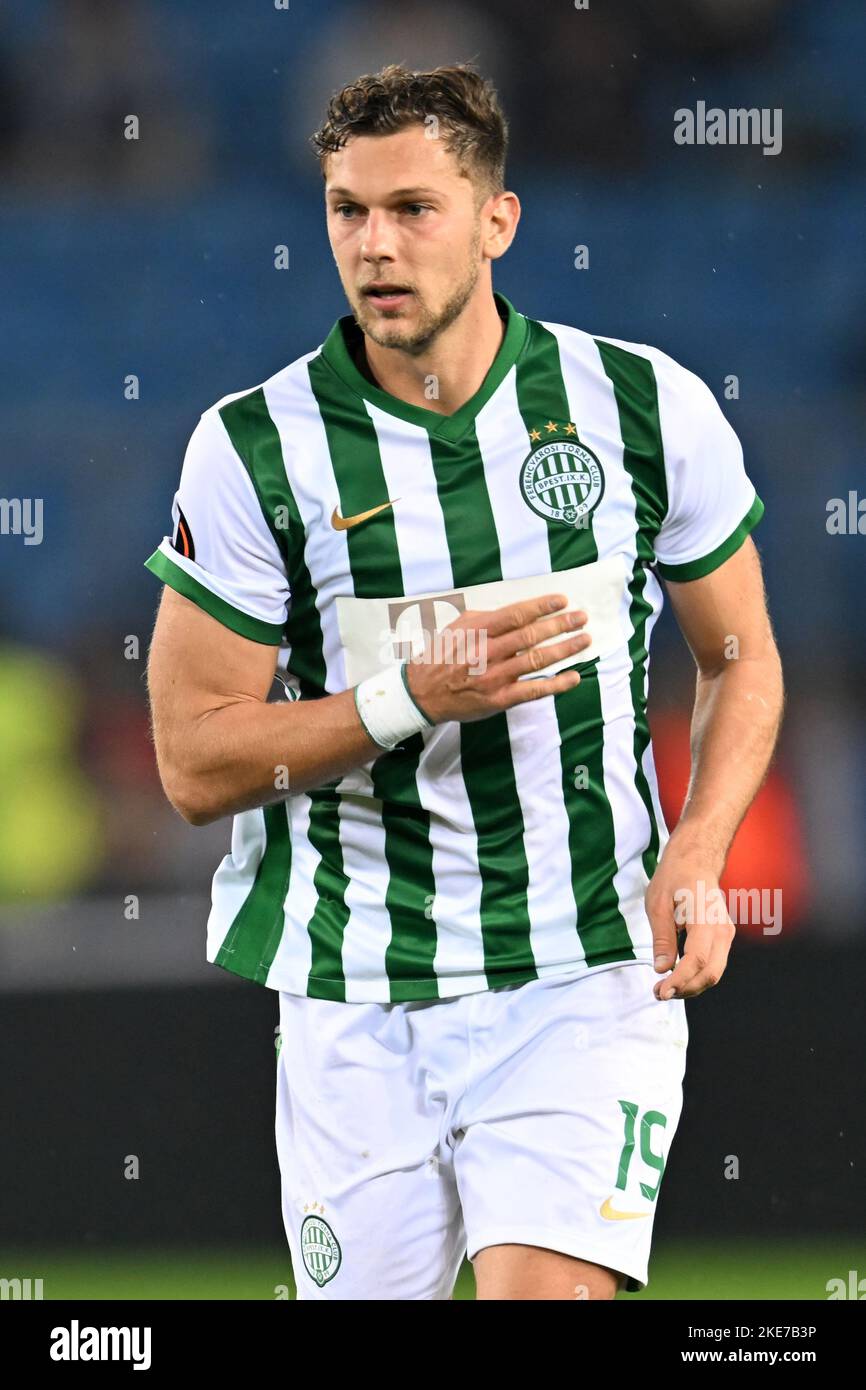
145, 292, 763, 1003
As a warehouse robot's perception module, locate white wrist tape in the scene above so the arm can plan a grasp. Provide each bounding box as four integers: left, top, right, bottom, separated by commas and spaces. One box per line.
354, 661, 434, 751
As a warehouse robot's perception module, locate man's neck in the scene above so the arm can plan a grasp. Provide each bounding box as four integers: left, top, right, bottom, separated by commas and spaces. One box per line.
356, 290, 506, 417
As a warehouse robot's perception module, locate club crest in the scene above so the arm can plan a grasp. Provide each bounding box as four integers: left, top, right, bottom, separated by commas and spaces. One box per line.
300, 1214, 342, 1286
520, 431, 604, 528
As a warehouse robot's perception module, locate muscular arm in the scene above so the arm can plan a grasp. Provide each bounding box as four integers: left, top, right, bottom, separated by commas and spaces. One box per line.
145, 585, 588, 827
647, 536, 785, 998
665, 535, 785, 868
146, 587, 383, 825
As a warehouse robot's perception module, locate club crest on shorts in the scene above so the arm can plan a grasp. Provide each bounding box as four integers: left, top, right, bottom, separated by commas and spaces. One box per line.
300, 1213, 342, 1286
520, 427, 604, 528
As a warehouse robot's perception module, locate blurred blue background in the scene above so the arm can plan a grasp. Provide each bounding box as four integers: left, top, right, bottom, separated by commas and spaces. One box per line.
0, 0, 864, 1298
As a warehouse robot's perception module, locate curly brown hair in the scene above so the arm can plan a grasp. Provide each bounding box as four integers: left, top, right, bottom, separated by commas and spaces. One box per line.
310, 62, 508, 205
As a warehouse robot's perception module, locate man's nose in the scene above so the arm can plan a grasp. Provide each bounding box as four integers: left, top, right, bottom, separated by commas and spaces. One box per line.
360, 209, 396, 260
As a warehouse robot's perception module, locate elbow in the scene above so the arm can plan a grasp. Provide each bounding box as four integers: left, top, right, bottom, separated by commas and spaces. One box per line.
174, 787, 221, 827
176, 799, 219, 828
161, 767, 221, 827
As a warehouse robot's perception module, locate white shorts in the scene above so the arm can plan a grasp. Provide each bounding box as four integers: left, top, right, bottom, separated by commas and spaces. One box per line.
275, 960, 688, 1299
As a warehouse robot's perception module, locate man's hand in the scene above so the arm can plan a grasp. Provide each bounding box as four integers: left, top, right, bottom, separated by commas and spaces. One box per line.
646, 836, 736, 1001
404, 592, 591, 724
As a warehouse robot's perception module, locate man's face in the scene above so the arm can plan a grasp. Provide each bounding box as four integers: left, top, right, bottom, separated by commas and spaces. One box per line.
324, 124, 488, 355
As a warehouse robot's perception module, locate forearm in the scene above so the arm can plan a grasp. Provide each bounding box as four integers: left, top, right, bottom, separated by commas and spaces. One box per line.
167, 689, 383, 825
669, 648, 785, 874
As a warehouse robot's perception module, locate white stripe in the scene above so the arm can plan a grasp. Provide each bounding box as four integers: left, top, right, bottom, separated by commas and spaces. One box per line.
364, 404, 486, 982
336, 794, 396, 1002
263, 368, 393, 988
474, 369, 587, 969
365, 402, 453, 593
545, 322, 661, 952
262, 370, 352, 697
206, 807, 270, 962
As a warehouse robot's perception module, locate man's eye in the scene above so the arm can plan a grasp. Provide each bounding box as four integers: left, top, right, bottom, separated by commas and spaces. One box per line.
335, 205, 357, 218
402, 203, 428, 216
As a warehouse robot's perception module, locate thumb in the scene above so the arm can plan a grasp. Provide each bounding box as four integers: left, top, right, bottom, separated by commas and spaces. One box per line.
646, 883, 678, 972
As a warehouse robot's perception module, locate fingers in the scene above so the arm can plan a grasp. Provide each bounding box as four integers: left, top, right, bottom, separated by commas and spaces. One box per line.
506, 666, 583, 705
479, 592, 571, 640
418, 593, 591, 722
654, 921, 735, 1000
496, 629, 592, 683
489, 608, 589, 678
645, 881, 678, 971
473, 594, 589, 661
651, 927, 678, 974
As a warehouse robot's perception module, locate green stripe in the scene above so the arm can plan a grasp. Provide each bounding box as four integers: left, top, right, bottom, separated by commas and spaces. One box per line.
656, 494, 765, 581
516, 320, 600, 572
303, 787, 352, 1001
515, 322, 633, 964
554, 661, 636, 964
377, 762, 440, 1001
595, 344, 669, 546
219, 390, 328, 698
596, 338, 669, 882
144, 548, 284, 644
213, 804, 292, 981
307, 355, 440, 1001
427, 428, 536, 982
306, 357, 403, 598
220, 386, 352, 997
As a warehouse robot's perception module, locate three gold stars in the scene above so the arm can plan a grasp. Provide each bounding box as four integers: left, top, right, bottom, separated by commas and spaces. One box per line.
529, 421, 578, 441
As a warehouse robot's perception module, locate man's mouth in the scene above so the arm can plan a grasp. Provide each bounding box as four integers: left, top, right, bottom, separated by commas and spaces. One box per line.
362, 284, 413, 308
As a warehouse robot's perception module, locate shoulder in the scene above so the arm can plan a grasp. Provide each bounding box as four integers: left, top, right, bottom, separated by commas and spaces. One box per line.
529, 313, 730, 458
174, 341, 322, 484
598, 334, 725, 427
534, 312, 716, 406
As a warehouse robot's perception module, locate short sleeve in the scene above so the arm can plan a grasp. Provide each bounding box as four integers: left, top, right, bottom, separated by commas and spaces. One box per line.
144, 405, 290, 644
651, 352, 764, 582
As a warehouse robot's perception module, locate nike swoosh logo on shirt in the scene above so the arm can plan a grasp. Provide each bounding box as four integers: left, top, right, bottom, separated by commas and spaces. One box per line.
331, 499, 399, 530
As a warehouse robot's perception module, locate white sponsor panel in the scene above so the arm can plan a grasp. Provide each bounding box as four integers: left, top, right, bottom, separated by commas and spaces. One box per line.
335, 552, 629, 686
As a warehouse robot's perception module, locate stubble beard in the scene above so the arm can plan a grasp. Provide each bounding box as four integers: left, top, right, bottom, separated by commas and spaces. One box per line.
353, 227, 483, 357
